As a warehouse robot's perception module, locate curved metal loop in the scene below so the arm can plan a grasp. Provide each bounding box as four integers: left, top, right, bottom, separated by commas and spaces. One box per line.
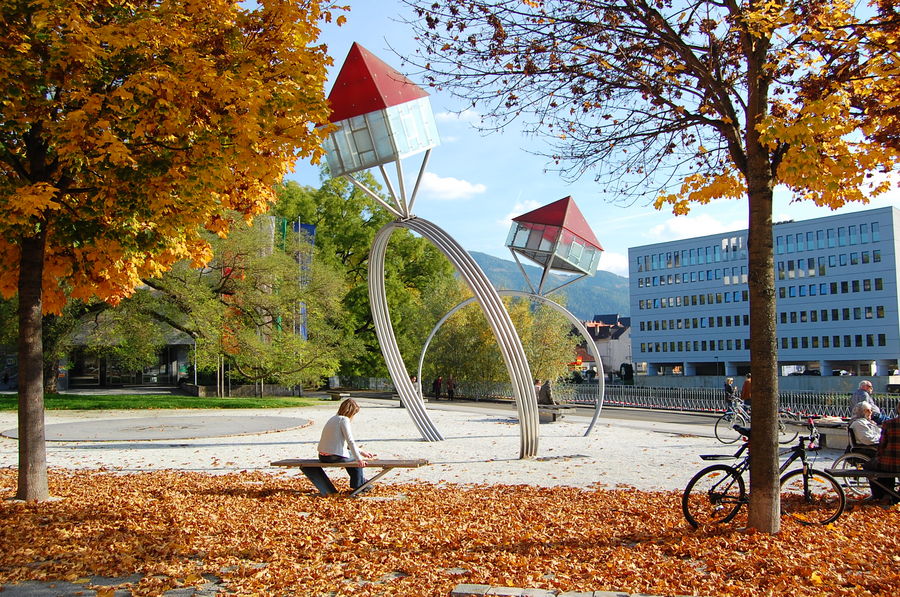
369, 218, 540, 458
417, 290, 606, 436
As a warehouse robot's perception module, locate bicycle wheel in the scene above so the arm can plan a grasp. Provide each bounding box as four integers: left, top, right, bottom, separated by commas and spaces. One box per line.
682, 464, 746, 528
780, 468, 845, 525
715, 413, 747, 444
777, 411, 799, 444
831, 453, 871, 498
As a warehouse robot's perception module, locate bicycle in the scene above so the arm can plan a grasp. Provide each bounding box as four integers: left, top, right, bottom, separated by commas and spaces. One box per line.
683, 419, 845, 528
714, 397, 799, 445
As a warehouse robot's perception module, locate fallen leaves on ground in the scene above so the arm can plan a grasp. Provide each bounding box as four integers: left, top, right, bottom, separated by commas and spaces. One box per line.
0, 469, 897, 596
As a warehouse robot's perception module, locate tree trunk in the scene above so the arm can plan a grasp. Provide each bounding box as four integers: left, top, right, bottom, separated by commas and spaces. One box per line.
16, 230, 49, 501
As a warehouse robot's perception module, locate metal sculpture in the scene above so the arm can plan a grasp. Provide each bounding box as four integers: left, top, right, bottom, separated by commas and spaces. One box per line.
320, 43, 539, 458
418, 196, 607, 436
416, 290, 605, 436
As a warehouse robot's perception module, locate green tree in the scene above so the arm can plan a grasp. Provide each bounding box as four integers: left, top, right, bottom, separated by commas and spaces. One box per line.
274, 176, 456, 377
134, 214, 358, 391
0, 0, 337, 500
406, 0, 899, 532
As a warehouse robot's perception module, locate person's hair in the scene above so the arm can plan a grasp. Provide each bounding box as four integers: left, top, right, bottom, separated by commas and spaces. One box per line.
859, 380, 873, 390
853, 401, 873, 418
745, 373, 751, 379
337, 398, 360, 418
726, 377, 734, 383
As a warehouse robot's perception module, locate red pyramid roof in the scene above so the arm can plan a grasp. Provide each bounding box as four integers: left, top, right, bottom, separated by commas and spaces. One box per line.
512, 196, 603, 249
327, 42, 430, 123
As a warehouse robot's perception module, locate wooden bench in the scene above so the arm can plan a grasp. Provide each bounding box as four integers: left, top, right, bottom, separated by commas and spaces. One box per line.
825, 467, 900, 501
271, 458, 428, 497
327, 391, 350, 401
538, 404, 576, 423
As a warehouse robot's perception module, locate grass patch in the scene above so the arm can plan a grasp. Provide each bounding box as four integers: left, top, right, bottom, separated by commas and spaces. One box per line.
0, 393, 328, 411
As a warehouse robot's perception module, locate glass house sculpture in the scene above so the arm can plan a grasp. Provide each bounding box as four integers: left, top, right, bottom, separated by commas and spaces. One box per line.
322, 42, 440, 187
506, 196, 604, 294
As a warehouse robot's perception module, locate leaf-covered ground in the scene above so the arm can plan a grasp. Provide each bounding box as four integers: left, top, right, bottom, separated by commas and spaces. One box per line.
1, 469, 897, 596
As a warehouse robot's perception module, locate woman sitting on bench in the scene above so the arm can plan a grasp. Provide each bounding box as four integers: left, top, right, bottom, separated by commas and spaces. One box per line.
318, 399, 376, 491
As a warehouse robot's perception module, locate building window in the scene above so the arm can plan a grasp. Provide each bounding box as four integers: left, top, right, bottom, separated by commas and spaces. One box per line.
841, 281, 849, 293
791, 337, 799, 349
821, 309, 829, 321
811, 310, 818, 322
855, 335, 863, 347
875, 278, 883, 291
801, 337, 809, 348
822, 336, 829, 348
779, 287, 786, 298
817, 229, 825, 249
839, 253, 848, 266
800, 311, 808, 322
849, 225, 858, 245
790, 312, 798, 323
853, 307, 861, 319
827, 228, 836, 248
872, 221, 880, 242
878, 334, 886, 346
838, 226, 848, 247
877, 305, 885, 318
862, 251, 870, 264
873, 250, 881, 263
820, 283, 828, 295
781, 338, 788, 349
812, 336, 819, 348
865, 306, 873, 319
866, 334, 874, 347
832, 308, 840, 320
850, 252, 859, 265
860, 223, 869, 243
852, 280, 860, 292
833, 335, 841, 347
842, 308, 850, 320
864, 279, 872, 291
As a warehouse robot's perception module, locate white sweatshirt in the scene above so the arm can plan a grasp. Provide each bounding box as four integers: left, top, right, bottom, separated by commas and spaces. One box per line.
317, 415, 362, 462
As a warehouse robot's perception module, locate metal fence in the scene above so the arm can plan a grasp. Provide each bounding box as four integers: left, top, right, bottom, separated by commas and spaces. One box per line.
337, 376, 899, 419
560, 383, 900, 419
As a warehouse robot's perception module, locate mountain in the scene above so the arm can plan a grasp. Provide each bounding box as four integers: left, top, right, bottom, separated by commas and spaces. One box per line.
469, 251, 630, 321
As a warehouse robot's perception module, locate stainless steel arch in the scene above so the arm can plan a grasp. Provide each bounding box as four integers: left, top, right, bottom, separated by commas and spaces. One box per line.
369, 217, 540, 458
417, 290, 606, 436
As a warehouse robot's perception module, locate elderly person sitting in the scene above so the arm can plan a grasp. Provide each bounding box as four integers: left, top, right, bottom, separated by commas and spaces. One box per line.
849, 401, 882, 452
851, 380, 888, 424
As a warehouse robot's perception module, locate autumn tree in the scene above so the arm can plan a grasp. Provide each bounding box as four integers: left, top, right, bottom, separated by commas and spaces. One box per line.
420, 278, 576, 387
0, 0, 339, 500
405, 0, 900, 532
274, 176, 457, 377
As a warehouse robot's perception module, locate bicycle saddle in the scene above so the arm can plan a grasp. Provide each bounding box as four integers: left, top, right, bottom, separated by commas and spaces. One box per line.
733, 425, 751, 437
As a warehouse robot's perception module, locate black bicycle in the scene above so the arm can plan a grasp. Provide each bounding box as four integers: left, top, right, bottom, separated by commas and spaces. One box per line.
683, 420, 845, 528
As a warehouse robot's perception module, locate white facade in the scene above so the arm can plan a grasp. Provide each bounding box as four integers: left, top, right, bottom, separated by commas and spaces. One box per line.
628, 206, 900, 377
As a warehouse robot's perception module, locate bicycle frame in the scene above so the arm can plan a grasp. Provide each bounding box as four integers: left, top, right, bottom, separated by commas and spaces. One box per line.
704, 423, 821, 495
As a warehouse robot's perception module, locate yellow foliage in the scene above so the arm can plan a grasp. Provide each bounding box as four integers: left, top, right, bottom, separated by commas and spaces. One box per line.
0, 0, 340, 313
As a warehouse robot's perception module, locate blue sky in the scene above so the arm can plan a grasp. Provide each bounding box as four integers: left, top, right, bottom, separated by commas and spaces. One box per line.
289, 1, 899, 278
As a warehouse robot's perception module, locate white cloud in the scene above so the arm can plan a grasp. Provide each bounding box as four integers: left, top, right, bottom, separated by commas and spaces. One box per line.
435, 109, 483, 124
498, 200, 542, 228
647, 213, 744, 241
420, 171, 487, 200
598, 251, 629, 277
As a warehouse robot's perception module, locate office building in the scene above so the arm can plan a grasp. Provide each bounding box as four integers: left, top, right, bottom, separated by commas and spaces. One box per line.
629, 206, 899, 377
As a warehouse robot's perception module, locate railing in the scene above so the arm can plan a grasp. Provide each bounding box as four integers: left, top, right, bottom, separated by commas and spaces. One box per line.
336, 376, 899, 419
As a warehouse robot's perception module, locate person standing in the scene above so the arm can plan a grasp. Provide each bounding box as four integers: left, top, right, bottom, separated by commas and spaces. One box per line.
863, 415, 900, 504
851, 380, 888, 424
317, 399, 375, 492
740, 373, 752, 409
431, 376, 442, 399
723, 377, 736, 409
446, 375, 456, 400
